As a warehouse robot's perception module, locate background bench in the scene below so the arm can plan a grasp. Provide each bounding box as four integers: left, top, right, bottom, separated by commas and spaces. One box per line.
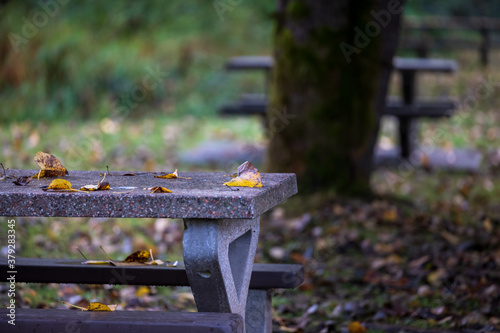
219, 56, 458, 159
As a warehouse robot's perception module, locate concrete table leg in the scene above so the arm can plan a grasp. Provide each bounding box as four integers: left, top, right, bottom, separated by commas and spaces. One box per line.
183, 217, 260, 322
245, 289, 272, 333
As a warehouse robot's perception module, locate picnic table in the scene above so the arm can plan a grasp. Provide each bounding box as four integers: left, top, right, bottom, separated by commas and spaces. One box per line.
0, 169, 302, 333
221, 56, 458, 159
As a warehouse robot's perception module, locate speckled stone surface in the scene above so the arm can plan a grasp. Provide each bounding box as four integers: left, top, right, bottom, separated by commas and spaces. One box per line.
0, 170, 297, 219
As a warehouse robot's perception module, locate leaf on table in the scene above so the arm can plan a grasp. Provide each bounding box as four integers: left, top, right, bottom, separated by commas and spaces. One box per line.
223, 161, 262, 187
348, 321, 367, 333
33, 151, 68, 178
149, 186, 172, 193
82, 247, 162, 266
81, 173, 111, 191
123, 250, 150, 263
0, 163, 15, 180
42, 179, 79, 192
155, 169, 192, 179
13, 176, 32, 186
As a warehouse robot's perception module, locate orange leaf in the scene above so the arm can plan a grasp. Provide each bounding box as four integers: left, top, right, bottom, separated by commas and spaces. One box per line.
149, 186, 172, 193
348, 321, 366, 333
223, 161, 262, 187
33, 151, 68, 178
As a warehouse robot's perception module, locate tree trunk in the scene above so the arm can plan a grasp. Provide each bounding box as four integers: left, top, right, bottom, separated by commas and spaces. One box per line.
266, 0, 403, 196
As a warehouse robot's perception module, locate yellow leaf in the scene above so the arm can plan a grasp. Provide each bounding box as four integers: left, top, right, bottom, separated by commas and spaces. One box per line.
223, 161, 262, 187
82, 260, 113, 265
136, 286, 150, 298
123, 250, 150, 263
88, 302, 116, 311
155, 169, 192, 179
149, 186, 172, 193
43, 179, 79, 192
484, 217, 493, 233
348, 321, 366, 333
33, 151, 68, 178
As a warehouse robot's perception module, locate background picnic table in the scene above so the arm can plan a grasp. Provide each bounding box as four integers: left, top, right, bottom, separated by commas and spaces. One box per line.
1, 1, 500, 332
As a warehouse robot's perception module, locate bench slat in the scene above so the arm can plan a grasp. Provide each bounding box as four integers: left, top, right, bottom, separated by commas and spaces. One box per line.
224, 56, 458, 73
0, 308, 244, 333
0, 258, 304, 289
385, 99, 457, 118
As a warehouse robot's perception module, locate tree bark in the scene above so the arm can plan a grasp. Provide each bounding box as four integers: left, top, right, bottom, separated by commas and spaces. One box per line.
266, 0, 403, 196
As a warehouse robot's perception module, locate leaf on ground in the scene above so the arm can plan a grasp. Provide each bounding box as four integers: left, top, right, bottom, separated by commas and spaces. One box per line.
13, 176, 32, 186
42, 179, 79, 192
348, 321, 367, 333
149, 186, 172, 193
223, 161, 262, 187
155, 169, 192, 179
33, 151, 68, 178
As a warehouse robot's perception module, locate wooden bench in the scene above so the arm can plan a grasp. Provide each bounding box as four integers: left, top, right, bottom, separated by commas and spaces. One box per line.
219, 56, 458, 159
0, 170, 301, 333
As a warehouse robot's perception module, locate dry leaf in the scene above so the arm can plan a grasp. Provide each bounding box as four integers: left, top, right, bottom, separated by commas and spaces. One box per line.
13, 176, 32, 186
62, 301, 117, 311
82, 248, 162, 266
43, 179, 79, 192
149, 186, 172, 193
155, 169, 192, 179
33, 151, 68, 178
348, 321, 367, 333
81, 174, 111, 191
123, 250, 150, 263
88, 302, 117, 311
223, 161, 262, 187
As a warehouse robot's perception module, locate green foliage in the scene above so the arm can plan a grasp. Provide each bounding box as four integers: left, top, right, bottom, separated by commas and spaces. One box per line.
0, 1, 273, 123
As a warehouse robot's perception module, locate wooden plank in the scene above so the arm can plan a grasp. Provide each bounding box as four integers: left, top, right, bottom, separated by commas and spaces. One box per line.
0, 258, 304, 289
393, 57, 458, 73
225, 56, 273, 70
0, 308, 244, 333
385, 99, 457, 118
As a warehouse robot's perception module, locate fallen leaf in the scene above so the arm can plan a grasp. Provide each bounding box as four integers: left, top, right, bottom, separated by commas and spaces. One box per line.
88, 302, 117, 311
348, 321, 367, 333
149, 186, 172, 193
155, 169, 192, 179
135, 286, 150, 298
483, 217, 493, 233
123, 250, 150, 263
440, 230, 460, 245
62, 301, 117, 311
223, 161, 262, 187
42, 179, 79, 192
81, 174, 111, 191
13, 176, 32, 186
33, 151, 68, 178
82, 248, 162, 266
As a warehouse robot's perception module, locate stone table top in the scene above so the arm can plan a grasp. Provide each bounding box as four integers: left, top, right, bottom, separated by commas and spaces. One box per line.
0, 170, 297, 219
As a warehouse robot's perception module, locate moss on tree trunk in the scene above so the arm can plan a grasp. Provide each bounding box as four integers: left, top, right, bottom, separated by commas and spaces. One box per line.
266, 0, 402, 196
